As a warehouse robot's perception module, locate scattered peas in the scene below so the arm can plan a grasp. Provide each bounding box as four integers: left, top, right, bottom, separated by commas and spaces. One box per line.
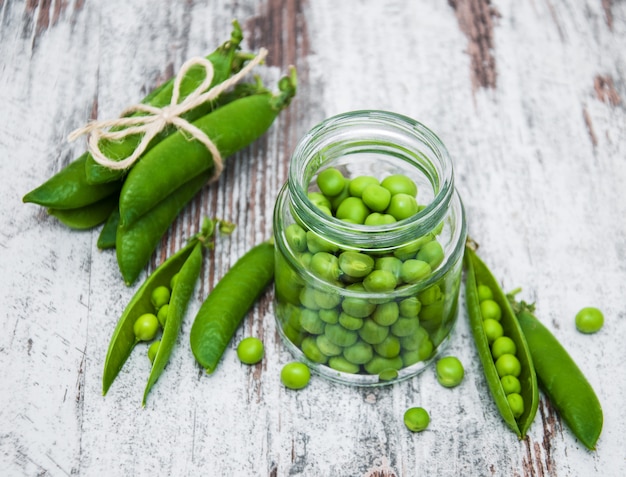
436, 356, 464, 388
236, 337, 265, 365
404, 407, 430, 432
575, 307, 604, 334
281, 362, 311, 390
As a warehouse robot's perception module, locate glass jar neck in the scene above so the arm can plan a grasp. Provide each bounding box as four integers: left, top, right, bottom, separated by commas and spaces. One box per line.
287, 110, 455, 252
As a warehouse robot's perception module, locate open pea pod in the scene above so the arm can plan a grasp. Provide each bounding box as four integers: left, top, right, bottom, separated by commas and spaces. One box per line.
102, 237, 203, 405
464, 246, 539, 438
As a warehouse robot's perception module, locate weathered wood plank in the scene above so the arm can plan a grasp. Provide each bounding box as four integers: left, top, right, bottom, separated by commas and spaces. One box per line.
1, 0, 624, 476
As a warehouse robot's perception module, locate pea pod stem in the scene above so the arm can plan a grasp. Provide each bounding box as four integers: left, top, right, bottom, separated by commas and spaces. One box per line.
464, 245, 539, 438
190, 240, 275, 373
508, 293, 603, 450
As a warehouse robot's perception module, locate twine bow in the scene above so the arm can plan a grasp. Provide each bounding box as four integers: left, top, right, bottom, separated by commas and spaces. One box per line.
68, 48, 268, 181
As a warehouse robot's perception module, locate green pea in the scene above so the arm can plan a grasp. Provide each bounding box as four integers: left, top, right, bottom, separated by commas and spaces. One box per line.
358, 319, 390, 344
338, 312, 364, 331
157, 304, 169, 328
301, 336, 328, 364
362, 184, 391, 212
381, 174, 418, 197
147, 340, 160, 364
416, 240, 445, 269
319, 308, 340, 324
373, 335, 401, 358
308, 191, 332, 210
507, 393, 525, 418
339, 251, 375, 278
417, 337, 434, 361
477, 284, 493, 302
372, 301, 400, 326
374, 256, 403, 282
399, 297, 422, 317
400, 327, 428, 351
329, 180, 352, 211
363, 269, 397, 293
483, 318, 504, 343
480, 299, 502, 321
300, 309, 326, 334
306, 231, 339, 254
575, 307, 604, 334
364, 355, 403, 376
299, 287, 321, 310
335, 196, 370, 224
133, 313, 160, 341
343, 341, 374, 365
324, 323, 358, 347
401, 349, 422, 367
281, 362, 311, 390
364, 212, 397, 226
386, 193, 418, 220
342, 295, 376, 318
310, 252, 341, 282
393, 235, 433, 261
436, 356, 464, 388
501, 375, 522, 395
400, 259, 432, 284
316, 334, 343, 356
236, 337, 265, 365
418, 285, 442, 305
495, 353, 522, 378
328, 356, 360, 374
316, 167, 346, 197
285, 223, 307, 252
390, 316, 420, 337
298, 252, 313, 268
169, 273, 180, 290
491, 336, 517, 360
403, 407, 430, 432
313, 289, 342, 310
349, 175, 379, 197
151, 286, 171, 310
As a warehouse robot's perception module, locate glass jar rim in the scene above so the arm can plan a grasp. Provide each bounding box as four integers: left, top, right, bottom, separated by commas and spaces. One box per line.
287, 110, 455, 249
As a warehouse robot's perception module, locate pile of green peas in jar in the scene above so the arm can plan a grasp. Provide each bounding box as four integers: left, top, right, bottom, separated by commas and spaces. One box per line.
273, 110, 467, 385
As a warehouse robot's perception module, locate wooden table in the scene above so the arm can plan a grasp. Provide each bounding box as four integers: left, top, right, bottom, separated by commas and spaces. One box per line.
2, 1, 624, 475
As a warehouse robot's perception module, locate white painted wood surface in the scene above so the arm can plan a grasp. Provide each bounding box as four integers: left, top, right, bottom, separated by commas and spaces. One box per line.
1, 0, 625, 475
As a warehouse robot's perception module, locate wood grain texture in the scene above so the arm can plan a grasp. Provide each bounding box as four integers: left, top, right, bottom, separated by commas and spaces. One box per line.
1, 0, 625, 476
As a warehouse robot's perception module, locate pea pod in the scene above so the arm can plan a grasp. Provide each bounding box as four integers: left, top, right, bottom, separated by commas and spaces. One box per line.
85, 20, 246, 184
464, 245, 539, 438
116, 169, 212, 285
190, 240, 275, 373
508, 296, 603, 450
22, 20, 249, 211
47, 193, 119, 230
103, 220, 218, 405
118, 68, 297, 228
97, 207, 120, 249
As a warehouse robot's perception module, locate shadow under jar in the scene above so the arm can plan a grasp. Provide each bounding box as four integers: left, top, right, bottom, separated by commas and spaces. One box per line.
273, 110, 467, 386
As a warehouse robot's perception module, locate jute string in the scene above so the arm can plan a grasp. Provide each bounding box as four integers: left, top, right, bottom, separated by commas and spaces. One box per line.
68, 48, 268, 182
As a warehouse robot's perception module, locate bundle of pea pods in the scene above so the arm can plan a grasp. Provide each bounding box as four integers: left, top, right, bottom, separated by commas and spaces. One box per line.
22, 21, 292, 405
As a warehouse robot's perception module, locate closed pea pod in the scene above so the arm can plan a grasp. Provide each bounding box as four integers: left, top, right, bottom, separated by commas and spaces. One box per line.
190, 241, 275, 373
508, 296, 603, 450
47, 194, 119, 230
119, 72, 297, 227
464, 245, 539, 438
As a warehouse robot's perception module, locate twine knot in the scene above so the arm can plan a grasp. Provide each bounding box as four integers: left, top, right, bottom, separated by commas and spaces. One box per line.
68, 48, 268, 182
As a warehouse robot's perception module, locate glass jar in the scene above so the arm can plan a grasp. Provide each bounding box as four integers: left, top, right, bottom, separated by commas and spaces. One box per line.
273, 110, 466, 386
